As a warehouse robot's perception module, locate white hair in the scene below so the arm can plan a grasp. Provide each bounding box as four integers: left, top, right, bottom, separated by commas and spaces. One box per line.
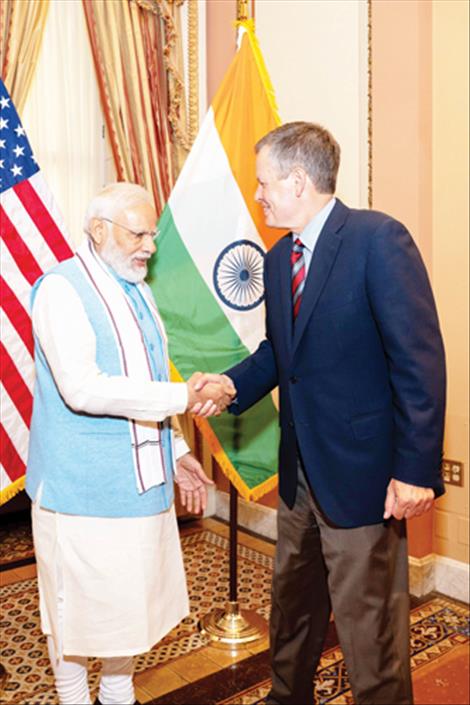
83, 182, 154, 235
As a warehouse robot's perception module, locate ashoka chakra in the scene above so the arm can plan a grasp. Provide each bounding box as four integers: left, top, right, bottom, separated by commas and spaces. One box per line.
213, 240, 265, 311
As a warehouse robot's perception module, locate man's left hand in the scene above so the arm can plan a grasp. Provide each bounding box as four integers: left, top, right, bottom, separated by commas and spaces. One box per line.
383, 479, 435, 520
175, 453, 215, 514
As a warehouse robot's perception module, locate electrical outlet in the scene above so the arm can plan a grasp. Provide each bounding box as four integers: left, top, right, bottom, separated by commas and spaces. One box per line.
441, 459, 464, 487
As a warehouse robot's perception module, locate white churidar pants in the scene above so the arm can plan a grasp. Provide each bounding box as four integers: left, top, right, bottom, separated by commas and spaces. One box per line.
47, 584, 134, 704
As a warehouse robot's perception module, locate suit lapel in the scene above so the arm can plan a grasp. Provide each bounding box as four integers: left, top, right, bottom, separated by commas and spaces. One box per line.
292, 200, 349, 354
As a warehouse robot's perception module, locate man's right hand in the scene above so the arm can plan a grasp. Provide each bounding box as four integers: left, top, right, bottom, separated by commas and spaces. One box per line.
186, 372, 236, 417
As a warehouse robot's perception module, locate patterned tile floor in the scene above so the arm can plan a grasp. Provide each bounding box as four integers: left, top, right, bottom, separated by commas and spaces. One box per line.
1, 516, 468, 705
0, 518, 275, 704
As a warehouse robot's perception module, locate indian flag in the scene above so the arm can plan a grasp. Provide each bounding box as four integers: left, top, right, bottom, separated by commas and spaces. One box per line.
148, 20, 282, 501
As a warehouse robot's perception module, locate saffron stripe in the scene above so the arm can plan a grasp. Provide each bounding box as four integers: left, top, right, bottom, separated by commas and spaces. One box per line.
0, 342, 33, 427
13, 180, 73, 262
0, 207, 44, 285
0, 425, 26, 484
0, 277, 34, 357
212, 32, 282, 252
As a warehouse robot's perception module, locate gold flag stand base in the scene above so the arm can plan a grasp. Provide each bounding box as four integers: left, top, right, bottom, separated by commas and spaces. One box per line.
199, 600, 268, 648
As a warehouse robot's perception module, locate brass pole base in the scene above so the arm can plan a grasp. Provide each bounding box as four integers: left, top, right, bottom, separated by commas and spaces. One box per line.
198, 600, 268, 649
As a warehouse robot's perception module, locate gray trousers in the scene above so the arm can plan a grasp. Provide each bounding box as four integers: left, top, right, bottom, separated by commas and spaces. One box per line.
267, 463, 413, 705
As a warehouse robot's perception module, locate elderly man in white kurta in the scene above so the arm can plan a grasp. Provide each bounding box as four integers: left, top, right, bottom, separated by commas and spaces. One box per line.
25, 183, 234, 705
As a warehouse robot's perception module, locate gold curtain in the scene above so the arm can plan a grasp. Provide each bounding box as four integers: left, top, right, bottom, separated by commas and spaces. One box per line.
0, 0, 50, 114
135, 0, 192, 167
82, 0, 191, 214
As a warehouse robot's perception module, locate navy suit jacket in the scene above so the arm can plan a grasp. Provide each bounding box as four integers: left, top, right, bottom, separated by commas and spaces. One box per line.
226, 200, 446, 527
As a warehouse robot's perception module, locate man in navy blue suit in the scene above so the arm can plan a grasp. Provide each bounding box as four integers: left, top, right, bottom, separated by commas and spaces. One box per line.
197, 122, 446, 704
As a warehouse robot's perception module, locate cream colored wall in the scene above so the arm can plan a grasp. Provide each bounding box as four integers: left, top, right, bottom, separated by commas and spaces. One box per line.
371, 0, 435, 559
431, 0, 469, 565
371, 0, 433, 271
206, 0, 237, 105
255, 0, 369, 208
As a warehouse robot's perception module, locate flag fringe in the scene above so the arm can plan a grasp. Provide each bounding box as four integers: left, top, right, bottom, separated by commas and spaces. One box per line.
236, 19, 282, 126
192, 415, 277, 502
247, 472, 278, 501
0, 476, 26, 506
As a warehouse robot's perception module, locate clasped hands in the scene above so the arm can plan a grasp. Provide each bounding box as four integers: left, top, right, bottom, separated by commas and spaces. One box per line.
187, 372, 236, 417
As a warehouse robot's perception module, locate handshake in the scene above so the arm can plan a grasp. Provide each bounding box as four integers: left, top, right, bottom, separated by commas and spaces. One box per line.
186, 372, 236, 418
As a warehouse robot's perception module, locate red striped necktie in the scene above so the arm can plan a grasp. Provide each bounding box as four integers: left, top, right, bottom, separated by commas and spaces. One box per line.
291, 237, 306, 320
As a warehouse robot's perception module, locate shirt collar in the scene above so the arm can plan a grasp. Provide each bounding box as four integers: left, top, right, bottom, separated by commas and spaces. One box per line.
293, 197, 336, 252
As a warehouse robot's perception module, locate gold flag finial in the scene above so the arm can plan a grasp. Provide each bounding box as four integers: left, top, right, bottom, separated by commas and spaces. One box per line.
237, 0, 249, 21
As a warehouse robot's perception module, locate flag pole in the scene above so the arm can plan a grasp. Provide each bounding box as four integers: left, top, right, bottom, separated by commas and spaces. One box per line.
198, 0, 268, 648
198, 423, 268, 648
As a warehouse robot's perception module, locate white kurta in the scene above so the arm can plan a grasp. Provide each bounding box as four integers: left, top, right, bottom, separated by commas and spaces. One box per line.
33, 497, 189, 658
30, 272, 191, 658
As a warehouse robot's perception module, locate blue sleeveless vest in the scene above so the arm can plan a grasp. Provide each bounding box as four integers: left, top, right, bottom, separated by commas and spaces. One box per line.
26, 256, 175, 517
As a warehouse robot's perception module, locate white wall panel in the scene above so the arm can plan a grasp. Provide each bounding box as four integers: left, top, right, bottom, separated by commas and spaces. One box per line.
255, 0, 369, 207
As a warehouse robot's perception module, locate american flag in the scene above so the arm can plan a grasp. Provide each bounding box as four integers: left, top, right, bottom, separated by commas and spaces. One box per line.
0, 79, 73, 504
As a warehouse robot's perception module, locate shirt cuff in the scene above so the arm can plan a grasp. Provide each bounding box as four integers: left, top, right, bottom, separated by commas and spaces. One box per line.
170, 382, 189, 415
174, 435, 190, 460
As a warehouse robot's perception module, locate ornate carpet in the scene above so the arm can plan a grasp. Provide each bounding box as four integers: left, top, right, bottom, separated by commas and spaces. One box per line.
146, 596, 469, 705
0, 514, 35, 570
0, 529, 272, 704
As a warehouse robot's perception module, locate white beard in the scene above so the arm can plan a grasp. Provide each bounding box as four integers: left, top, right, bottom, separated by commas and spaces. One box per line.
100, 237, 148, 283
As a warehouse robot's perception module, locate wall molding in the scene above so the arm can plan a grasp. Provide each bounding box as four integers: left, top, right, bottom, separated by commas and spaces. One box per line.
433, 555, 470, 604
410, 553, 469, 603
202, 484, 217, 518
408, 553, 438, 598
214, 491, 469, 603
